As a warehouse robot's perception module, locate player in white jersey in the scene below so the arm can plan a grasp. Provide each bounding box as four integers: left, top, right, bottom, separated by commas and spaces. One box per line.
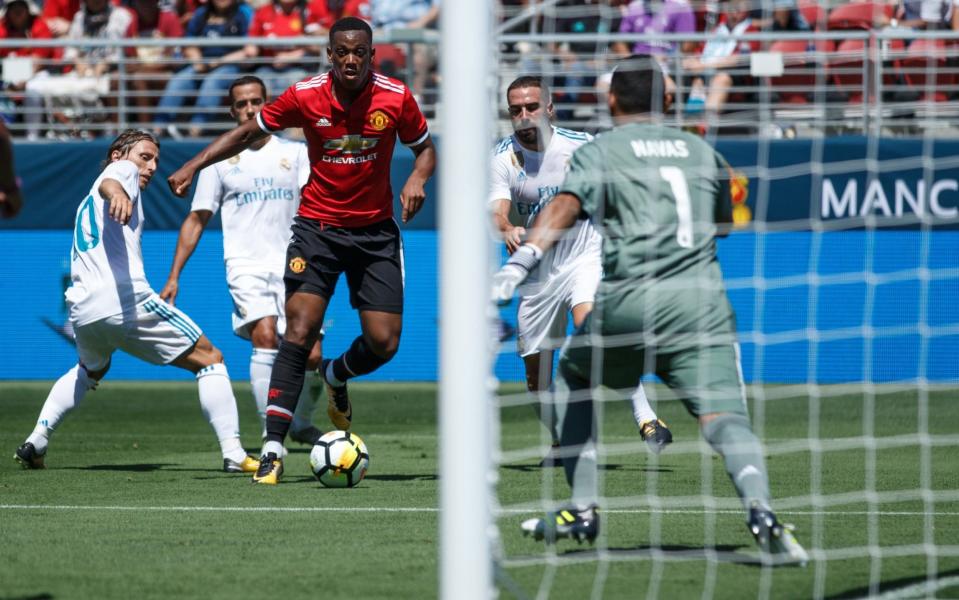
15, 130, 258, 474
490, 76, 673, 461
159, 76, 324, 448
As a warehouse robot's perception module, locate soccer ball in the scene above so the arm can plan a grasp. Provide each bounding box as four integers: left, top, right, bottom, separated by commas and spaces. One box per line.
309, 430, 370, 488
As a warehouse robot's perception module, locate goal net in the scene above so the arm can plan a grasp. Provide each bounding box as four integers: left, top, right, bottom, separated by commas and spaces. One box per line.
473, 2, 959, 599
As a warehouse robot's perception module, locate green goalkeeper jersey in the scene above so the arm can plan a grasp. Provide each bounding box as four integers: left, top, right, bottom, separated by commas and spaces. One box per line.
559, 122, 736, 352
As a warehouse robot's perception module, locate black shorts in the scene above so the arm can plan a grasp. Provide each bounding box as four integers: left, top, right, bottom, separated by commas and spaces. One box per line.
284, 216, 404, 314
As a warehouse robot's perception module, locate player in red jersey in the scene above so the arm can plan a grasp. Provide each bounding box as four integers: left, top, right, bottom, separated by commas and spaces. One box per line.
168, 16, 435, 484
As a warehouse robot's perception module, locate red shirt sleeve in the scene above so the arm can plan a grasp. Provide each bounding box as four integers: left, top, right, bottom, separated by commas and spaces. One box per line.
30, 19, 59, 59
397, 87, 428, 146
258, 85, 306, 132
249, 6, 267, 36
158, 11, 184, 37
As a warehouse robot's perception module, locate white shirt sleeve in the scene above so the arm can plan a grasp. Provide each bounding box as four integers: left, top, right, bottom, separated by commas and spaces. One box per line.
489, 151, 513, 205
191, 164, 223, 215
296, 142, 310, 189
100, 160, 141, 201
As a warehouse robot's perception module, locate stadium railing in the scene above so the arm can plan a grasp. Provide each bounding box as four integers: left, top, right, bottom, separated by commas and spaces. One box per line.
3, 29, 959, 139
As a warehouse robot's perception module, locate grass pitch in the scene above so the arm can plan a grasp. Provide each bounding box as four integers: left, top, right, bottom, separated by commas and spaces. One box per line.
1, 381, 957, 599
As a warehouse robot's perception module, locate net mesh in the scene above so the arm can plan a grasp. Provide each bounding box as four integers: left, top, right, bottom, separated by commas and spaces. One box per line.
487, 2, 959, 598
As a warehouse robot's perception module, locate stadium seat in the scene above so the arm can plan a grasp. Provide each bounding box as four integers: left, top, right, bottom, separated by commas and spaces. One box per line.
769, 39, 835, 104
897, 38, 956, 102
373, 44, 408, 78
830, 38, 904, 103
827, 2, 892, 30
798, 0, 826, 30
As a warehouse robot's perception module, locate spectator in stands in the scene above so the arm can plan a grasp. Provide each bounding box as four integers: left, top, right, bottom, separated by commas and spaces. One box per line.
752, 0, 811, 33
154, 0, 252, 138
41, 0, 79, 36
244, 0, 320, 97
680, 0, 757, 121
309, 0, 369, 34
126, 0, 184, 126
24, 0, 136, 135
612, 0, 697, 59
0, 0, 60, 139
369, 0, 439, 95
531, 0, 622, 122
878, 0, 953, 29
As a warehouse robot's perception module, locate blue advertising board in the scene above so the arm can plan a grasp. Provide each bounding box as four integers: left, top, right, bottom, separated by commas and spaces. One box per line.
1, 137, 957, 383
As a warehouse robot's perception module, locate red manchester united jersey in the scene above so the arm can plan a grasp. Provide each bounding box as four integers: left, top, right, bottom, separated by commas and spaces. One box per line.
256, 71, 429, 228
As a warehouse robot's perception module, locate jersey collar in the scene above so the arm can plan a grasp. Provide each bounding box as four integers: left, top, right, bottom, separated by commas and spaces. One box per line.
326, 69, 375, 113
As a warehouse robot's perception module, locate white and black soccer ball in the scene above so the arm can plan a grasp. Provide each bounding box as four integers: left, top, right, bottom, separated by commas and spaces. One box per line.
309, 430, 370, 488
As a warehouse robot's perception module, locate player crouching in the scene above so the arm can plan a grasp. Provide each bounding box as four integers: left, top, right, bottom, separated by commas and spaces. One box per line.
14, 130, 257, 474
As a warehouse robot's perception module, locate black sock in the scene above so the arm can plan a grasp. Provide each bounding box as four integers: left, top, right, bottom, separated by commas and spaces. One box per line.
331, 336, 390, 383
264, 341, 310, 444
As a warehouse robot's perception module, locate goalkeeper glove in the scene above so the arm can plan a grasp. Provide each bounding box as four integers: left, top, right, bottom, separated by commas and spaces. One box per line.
491, 244, 542, 305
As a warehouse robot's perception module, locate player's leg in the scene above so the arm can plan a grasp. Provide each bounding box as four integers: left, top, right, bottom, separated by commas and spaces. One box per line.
257, 291, 328, 477
321, 220, 405, 429
16, 319, 116, 469
256, 218, 341, 483
569, 261, 672, 453
516, 288, 570, 460
661, 343, 807, 564
289, 337, 325, 446
249, 316, 280, 436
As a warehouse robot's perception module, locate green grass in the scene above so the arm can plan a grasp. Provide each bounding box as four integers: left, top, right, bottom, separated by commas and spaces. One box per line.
1, 381, 957, 599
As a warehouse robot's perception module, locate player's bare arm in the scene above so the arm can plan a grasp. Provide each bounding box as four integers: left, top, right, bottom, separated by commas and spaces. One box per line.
491, 198, 526, 254
168, 119, 270, 197
523, 192, 582, 255
399, 138, 436, 223
160, 210, 213, 305
98, 179, 134, 225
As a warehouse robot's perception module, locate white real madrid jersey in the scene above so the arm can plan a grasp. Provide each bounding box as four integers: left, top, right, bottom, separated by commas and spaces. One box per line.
191, 136, 310, 277
489, 126, 602, 290
66, 160, 153, 327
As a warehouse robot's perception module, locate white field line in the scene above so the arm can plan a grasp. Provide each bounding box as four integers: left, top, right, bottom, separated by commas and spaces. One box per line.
866, 575, 959, 600
2, 504, 959, 517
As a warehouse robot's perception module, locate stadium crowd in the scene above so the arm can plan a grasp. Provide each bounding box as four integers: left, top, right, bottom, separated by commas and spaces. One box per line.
1, 0, 958, 137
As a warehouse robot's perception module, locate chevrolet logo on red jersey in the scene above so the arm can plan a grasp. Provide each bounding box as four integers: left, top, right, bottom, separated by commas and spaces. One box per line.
323, 135, 379, 155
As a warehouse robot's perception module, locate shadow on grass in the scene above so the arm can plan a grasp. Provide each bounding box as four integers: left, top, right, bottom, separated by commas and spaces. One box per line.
825, 568, 959, 600
0, 594, 54, 600
500, 463, 672, 474
365, 473, 439, 482
561, 543, 754, 563
65, 463, 214, 473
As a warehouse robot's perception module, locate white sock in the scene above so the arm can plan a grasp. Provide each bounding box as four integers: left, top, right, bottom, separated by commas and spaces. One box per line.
630, 381, 657, 425
324, 360, 345, 387
291, 370, 317, 434
250, 348, 278, 438
262, 440, 284, 457
196, 363, 246, 463
26, 364, 97, 454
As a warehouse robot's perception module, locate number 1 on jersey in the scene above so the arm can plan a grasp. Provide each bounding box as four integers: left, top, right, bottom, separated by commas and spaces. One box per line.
659, 166, 693, 248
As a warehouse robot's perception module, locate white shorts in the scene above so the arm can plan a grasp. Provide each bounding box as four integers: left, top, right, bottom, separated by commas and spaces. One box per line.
74, 294, 203, 372
516, 257, 602, 357
228, 271, 286, 340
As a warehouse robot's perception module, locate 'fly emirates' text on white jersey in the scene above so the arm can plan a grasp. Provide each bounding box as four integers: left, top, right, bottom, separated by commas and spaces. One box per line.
67, 160, 152, 326
489, 126, 602, 292
191, 136, 310, 277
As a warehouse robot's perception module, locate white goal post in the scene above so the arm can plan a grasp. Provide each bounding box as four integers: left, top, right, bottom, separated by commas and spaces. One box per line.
438, 3, 494, 600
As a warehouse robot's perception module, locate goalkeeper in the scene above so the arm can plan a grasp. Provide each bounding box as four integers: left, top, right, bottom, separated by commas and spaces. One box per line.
491, 55, 808, 564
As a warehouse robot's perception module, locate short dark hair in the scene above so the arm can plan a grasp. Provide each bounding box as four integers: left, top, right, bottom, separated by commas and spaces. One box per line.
104, 129, 159, 166
506, 75, 551, 104
609, 55, 666, 116
228, 75, 268, 103
329, 16, 372, 45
